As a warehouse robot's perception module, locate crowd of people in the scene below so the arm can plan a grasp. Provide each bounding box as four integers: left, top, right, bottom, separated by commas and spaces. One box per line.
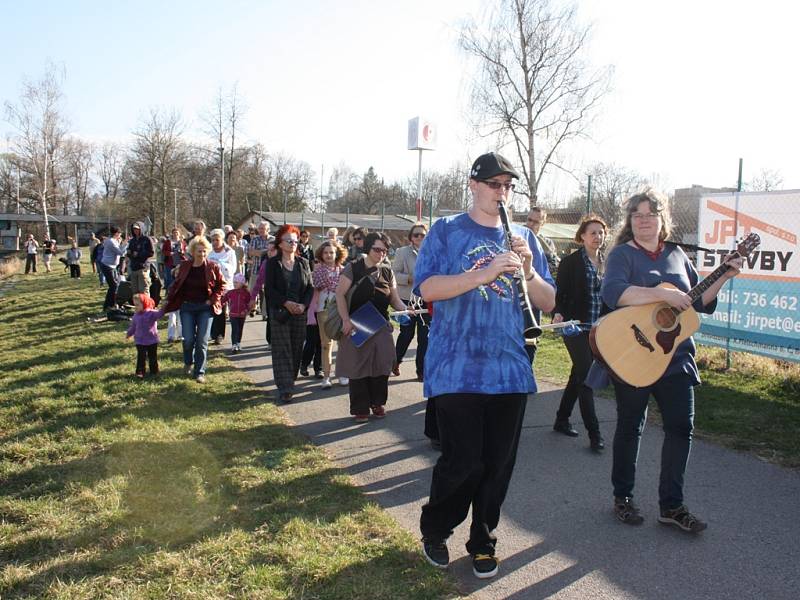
20, 151, 746, 582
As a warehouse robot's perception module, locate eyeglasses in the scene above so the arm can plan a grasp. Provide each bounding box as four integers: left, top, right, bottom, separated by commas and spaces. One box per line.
281, 238, 299, 244
480, 180, 515, 192
411, 232, 426, 238
353, 236, 363, 241
371, 246, 388, 255
631, 212, 660, 221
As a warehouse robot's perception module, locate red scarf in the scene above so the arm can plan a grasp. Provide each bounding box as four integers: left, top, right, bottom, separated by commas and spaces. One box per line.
632, 239, 664, 260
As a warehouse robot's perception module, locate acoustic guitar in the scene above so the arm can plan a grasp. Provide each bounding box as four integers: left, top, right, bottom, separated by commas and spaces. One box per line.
589, 233, 760, 387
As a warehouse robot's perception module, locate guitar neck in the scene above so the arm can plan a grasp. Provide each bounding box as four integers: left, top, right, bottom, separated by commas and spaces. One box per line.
686, 256, 735, 304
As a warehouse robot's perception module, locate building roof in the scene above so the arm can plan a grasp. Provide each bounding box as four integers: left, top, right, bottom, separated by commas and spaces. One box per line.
237, 211, 423, 232
0, 213, 109, 224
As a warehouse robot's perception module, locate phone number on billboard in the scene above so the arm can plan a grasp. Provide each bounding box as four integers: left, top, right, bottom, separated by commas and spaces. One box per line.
741, 293, 798, 311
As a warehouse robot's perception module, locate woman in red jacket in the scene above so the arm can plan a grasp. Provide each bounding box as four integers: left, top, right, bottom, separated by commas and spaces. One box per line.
163, 236, 224, 383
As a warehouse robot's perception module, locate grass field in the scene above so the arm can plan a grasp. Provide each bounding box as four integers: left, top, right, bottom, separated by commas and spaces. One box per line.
0, 269, 454, 599
534, 319, 800, 468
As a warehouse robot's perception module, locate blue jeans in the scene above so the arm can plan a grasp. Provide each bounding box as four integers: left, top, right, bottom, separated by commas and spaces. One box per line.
611, 372, 695, 510
100, 263, 119, 310
180, 302, 213, 376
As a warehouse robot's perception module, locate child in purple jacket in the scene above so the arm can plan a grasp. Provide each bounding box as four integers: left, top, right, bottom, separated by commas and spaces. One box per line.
126, 293, 165, 378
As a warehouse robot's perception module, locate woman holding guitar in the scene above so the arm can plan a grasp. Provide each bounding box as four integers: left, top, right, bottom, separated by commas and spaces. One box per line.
552, 214, 608, 452
596, 189, 743, 533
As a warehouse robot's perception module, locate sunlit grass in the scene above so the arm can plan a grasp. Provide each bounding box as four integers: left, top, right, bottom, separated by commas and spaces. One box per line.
0, 266, 455, 599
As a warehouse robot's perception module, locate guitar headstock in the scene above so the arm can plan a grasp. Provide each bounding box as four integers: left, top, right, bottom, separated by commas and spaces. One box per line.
735, 233, 760, 258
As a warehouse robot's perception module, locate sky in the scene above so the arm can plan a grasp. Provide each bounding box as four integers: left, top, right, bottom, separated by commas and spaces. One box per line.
1, 0, 798, 205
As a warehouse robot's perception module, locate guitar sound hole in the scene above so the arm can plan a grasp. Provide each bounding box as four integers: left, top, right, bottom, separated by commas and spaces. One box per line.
655, 307, 677, 330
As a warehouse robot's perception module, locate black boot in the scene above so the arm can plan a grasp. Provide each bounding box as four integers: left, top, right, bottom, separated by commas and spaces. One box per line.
553, 419, 579, 437
589, 432, 605, 452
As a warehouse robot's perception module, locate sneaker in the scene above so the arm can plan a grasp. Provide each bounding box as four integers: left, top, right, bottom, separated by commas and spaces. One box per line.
321, 377, 332, 389
299, 366, 310, 377
196, 374, 206, 384
339, 377, 349, 386
353, 414, 369, 423
422, 538, 449, 569
371, 405, 386, 418
472, 553, 499, 579
135, 372, 144, 379
658, 505, 707, 533
614, 496, 644, 525
280, 392, 293, 404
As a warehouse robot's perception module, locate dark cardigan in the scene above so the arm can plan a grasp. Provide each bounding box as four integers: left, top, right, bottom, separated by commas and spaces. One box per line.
163, 260, 224, 314
264, 255, 314, 310
554, 248, 598, 324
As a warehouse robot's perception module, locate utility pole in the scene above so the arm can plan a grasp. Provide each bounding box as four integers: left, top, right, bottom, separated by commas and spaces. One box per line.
16, 164, 21, 214
173, 188, 178, 228
219, 146, 225, 228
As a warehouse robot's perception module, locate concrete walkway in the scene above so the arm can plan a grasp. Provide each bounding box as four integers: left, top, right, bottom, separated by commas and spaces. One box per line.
229, 322, 799, 599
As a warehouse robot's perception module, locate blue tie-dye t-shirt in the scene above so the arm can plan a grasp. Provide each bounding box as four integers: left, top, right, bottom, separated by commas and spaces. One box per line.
413, 213, 555, 398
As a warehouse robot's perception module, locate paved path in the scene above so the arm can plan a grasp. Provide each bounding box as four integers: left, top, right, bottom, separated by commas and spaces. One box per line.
229, 322, 799, 599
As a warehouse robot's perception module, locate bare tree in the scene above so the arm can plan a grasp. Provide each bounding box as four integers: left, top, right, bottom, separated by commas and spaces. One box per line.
4, 63, 69, 237
128, 108, 185, 233
202, 85, 247, 216
62, 137, 94, 215
746, 168, 784, 192
461, 0, 612, 205
569, 162, 645, 225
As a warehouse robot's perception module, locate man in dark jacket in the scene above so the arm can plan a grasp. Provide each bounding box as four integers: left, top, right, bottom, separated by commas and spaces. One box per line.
127, 221, 154, 294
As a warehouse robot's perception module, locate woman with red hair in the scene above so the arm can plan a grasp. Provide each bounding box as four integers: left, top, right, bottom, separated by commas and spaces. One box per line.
252, 224, 314, 402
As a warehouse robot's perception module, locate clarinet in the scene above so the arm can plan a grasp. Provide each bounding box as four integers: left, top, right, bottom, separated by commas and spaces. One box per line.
497, 201, 543, 342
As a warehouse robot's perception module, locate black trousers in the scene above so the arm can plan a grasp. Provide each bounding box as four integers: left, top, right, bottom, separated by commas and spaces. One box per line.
424, 397, 439, 441
420, 393, 527, 555
25, 254, 37, 273
301, 323, 322, 372
394, 304, 430, 377
136, 344, 159, 375
211, 305, 227, 340
555, 331, 599, 433
348, 375, 389, 415
69, 264, 81, 278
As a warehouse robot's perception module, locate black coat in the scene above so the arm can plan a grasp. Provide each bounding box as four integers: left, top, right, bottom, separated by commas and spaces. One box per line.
264, 255, 314, 310
554, 248, 597, 323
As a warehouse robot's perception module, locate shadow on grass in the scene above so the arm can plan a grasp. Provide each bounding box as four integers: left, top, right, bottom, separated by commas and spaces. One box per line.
0, 425, 436, 598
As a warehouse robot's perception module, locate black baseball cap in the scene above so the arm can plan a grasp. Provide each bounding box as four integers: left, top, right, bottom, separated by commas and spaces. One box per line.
470, 152, 519, 180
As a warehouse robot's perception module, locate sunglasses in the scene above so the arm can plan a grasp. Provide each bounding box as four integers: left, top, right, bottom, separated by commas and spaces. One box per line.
412, 232, 426, 238
281, 238, 299, 244
353, 236, 363, 241
370, 246, 388, 255
480, 180, 515, 192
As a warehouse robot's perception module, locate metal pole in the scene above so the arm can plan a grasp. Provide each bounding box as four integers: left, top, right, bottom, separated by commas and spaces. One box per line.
725, 158, 744, 370
283, 190, 287, 225
260, 193, 263, 215
320, 164, 324, 213
16, 164, 21, 214
321, 212, 325, 239
417, 149, 423, 203
301, 212, 305, 228
219, 146, 225, 228
587, 174, 593, 213
380, 202, 385, 232
428, 194, 433, 227
173, 188, 178, 228
346, 207, 350, 228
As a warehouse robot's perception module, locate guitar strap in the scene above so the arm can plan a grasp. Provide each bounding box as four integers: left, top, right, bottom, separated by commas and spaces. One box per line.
664, 240, 716, 253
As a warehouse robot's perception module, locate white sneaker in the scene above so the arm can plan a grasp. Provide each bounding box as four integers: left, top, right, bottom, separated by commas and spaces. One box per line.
321, 377, 332, 389
338, 377, 349, 386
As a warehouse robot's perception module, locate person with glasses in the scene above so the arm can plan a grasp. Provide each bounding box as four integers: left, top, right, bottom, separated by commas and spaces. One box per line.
588, 188, 743, 533
414, 152, 555, 579
346, 227, 368, 264
392, 222, 430, 381
335, 232, 407, 422
251, 225, 313, 403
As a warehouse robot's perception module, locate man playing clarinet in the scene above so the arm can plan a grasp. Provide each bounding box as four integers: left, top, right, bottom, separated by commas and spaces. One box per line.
414, 152, 555, 579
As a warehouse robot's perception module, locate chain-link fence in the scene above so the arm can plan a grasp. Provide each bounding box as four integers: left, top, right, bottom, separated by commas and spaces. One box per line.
602, 187, 800, 363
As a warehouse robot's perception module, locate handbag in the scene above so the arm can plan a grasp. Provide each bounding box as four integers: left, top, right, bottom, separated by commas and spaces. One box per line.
322, 269, 374, 341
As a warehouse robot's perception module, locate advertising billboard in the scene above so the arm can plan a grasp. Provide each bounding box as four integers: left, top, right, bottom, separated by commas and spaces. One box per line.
695, 190, 800, 362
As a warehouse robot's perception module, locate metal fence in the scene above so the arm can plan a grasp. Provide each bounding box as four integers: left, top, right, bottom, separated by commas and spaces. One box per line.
601, 188, 800, 364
